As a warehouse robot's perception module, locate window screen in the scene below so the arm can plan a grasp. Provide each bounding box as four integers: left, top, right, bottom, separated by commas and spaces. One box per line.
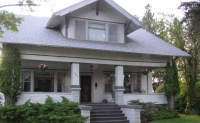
108, 24, 118, 42
75, 20, 86, 40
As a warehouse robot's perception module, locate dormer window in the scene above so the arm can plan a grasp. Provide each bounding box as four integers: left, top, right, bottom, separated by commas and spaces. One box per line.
88, 22, 106, 41
74, 19, 119, 43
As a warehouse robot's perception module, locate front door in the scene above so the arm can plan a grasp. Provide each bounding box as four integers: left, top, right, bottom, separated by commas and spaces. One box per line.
81, 76, 91, 102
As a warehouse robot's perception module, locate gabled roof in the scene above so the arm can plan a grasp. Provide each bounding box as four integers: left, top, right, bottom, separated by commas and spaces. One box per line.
0, 15, 190, 57
46, 0, 142, 28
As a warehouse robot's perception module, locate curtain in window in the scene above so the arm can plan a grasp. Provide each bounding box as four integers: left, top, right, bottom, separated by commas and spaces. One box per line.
21, 71, 31, 92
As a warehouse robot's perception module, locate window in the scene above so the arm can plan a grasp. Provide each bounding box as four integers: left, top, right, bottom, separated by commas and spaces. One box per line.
105, 74, 114, 93
88, 23, 106, 41
133, 75, 141, 93
124, 74, 132, 93
34, 72, 54, 92
21, 71, 31, 92
74, 19, 119, 42
57, 72, 66, 92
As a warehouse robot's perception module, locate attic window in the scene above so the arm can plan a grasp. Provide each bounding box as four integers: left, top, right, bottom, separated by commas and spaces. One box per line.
88, 22, 106, 41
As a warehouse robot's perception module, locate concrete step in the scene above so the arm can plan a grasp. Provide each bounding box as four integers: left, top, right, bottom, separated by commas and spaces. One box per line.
92, 107, 121, 111
91, 116, 127, 121
90, 119, 129, 123
91, 110, 123, 114
91, 113, 125, 117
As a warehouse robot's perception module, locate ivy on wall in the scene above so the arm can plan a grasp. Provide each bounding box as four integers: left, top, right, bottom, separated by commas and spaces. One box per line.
0, 44, 21, 105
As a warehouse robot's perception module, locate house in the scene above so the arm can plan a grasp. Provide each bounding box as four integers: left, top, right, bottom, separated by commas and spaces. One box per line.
0, 0, 189, 122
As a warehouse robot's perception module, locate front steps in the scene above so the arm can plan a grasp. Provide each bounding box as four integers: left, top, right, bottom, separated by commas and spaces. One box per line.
85, 103, 129, 123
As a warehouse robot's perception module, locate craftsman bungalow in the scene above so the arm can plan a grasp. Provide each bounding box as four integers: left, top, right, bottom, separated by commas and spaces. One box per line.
0, 0, 189, 106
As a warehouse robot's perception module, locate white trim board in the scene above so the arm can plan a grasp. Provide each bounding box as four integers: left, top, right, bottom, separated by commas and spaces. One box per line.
21, 54, 167, 67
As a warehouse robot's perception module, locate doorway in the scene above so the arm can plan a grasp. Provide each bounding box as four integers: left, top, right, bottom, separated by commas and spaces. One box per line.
80, 76, 91, 102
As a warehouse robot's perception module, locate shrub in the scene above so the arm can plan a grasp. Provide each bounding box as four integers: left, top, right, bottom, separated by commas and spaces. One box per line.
0, 96, 87, 123
128, 100, 179, 123
128, 100, 157, 123
153, 107, 179, 120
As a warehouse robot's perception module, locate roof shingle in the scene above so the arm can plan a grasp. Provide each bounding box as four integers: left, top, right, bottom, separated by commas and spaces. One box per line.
0, 15, 190, 57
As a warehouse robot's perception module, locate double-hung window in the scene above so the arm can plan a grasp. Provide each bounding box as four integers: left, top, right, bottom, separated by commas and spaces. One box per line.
88, 23, 106, 41
21, 71, 31, 92
75, 19, 118, 42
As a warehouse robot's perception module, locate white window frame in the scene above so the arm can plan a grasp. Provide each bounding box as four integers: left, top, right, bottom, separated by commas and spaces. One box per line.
74, 19, 120, 42
21, 69, 68, 93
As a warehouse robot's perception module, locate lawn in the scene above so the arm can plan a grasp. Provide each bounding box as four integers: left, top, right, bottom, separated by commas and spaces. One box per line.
152, 114, 200, 123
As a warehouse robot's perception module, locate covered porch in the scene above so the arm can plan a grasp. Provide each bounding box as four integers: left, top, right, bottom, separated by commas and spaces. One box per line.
17, 54, 167, 105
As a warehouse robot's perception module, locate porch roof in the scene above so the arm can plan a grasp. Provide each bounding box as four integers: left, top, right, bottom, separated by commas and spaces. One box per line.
0, 15, 190, 57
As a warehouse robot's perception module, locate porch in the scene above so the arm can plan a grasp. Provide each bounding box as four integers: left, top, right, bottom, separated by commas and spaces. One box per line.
17, 59, 167, 105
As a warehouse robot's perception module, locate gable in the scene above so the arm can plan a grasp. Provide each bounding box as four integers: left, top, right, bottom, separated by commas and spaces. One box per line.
46, 0, 142, 32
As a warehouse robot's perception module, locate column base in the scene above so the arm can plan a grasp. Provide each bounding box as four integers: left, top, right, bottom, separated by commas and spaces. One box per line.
114, 87, 125, 105
71, 86, 81, 103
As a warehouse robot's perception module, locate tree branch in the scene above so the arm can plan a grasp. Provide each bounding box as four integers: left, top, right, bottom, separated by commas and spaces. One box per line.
0, 4, 40, 9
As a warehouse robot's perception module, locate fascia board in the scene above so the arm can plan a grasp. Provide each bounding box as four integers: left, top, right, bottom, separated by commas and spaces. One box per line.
55, 0, 98, 16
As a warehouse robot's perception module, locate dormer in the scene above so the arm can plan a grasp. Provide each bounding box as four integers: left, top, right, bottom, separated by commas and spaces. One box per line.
46, 0, 142, 43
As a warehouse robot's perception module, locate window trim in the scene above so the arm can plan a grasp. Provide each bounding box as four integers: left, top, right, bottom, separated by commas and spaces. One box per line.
74, 18, 119, 42
21, 69, 68, 93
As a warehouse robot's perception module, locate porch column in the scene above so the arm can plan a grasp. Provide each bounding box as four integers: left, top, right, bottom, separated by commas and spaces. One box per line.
115, 66, 125, 105
71, 63, 81, 103
147, 72, 153, 93
140, 74, 147, 93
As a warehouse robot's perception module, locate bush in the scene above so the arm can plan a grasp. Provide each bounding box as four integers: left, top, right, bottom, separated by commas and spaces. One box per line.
0, 96, 87, 123
153, 107, 179, 120
128, 100, 179, 123
128, 100, 157, 123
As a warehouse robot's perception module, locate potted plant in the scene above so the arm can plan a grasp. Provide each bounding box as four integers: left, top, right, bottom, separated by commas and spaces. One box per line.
102, 99, 108, 103
141, 68, 149, 75
38, 63, 48, 71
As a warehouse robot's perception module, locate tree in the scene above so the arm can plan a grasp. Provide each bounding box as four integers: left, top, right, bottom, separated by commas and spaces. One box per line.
179, 1, 200, 114
164, 61, 173, 108
0, 0, 49, 38
142, 4, 156, 34
0, 44, 21, 105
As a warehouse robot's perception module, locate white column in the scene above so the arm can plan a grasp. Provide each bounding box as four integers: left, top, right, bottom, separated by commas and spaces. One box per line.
115, 66, 125, 105
148, 72, 153, 93
54, 71, 58, 92
71, 63, 81, 103
30, 70, 34, 92
140, 74, 147, 93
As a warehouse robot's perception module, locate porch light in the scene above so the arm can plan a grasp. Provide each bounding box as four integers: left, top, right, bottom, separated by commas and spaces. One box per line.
90, 64, 93, 71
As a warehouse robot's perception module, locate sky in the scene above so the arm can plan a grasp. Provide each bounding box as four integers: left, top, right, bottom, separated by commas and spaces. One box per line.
0, 0, 192, 19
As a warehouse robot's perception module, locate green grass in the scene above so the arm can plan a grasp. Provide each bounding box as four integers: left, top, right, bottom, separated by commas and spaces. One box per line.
152, 114, 200, 123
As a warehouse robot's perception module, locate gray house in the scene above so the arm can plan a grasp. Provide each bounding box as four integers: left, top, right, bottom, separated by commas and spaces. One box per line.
0, 0, 189, 122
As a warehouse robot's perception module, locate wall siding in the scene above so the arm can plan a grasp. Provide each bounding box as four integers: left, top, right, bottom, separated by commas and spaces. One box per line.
16, 93, 73, 105
124, 94, 167, 104
66, 1, 126, 43
72, 2, 126, 23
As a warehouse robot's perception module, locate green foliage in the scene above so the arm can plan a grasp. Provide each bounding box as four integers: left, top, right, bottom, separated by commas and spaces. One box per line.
0, 96, 87, 123
0, 44, 21, 105
164, 61, 180, 109
164, 61, 173, 106
152, 114, 200, 123
153, 108, 179, 120
128, 100, 179, 123
128, 100, 157, 123
0, 0, 51, 38
0, 10, 23, 38
179, 1, 200, 115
